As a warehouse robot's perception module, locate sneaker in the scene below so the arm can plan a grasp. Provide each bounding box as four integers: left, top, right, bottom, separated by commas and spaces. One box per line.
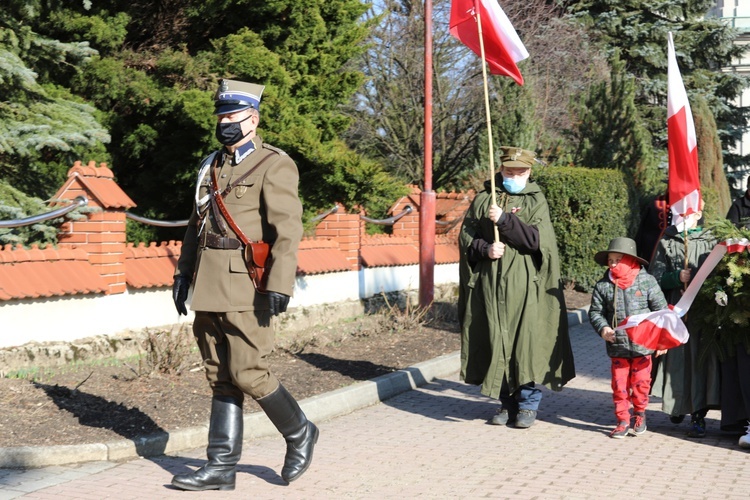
739, 421, 750, 449
489, 408, 516, 426
669, 414, 685, 424
687, 415, 706, 438
609, 421, 630, 439
515, 409, 537, 429
632, 412, 647, 435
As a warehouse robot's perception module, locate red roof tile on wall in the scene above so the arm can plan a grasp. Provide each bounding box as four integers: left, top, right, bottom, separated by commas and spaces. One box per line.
296, 238, 351, 275
359, 234, 459, 268
124, 242, 181, 289
0, 233, 458, 300
360, 235, 420, 267
435, 243, 460, 264
0, 245, 108, 300
52, 161, 136, 209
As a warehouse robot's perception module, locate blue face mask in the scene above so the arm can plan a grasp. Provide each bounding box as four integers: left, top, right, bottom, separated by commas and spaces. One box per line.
502, 177, 526, 194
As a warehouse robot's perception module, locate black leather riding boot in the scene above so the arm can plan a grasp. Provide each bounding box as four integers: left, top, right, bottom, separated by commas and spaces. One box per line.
257, 384, 319, 483
171, 395, 243, 491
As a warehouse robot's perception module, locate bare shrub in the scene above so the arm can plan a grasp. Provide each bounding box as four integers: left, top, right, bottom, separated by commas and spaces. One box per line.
374, 292, 431, 334
126, 323, 200, 377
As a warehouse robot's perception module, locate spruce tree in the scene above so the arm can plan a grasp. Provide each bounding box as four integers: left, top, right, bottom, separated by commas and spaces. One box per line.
0, 1, 110, 201
567, 0, 749, 179
569, 56, 660, 195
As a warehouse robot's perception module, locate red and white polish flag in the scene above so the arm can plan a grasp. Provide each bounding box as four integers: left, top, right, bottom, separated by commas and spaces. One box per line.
667, 31, 701, 228
449, 0, 529, 85
617, 306, 689, 351
618, 239, 750, 351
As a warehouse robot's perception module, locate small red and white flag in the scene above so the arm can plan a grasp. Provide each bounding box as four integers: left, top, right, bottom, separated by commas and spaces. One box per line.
449, 0, 529, 85
617, 305, 690, 351
617, 239, 750, 350
667, 31, 701, 228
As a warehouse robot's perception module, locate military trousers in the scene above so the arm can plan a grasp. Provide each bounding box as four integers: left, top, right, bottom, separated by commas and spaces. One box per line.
193, 310, 280, 402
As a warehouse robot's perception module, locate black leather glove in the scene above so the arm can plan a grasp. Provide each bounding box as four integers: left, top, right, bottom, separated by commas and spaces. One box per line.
268, 291, 290, 316
172, 275, 191, 316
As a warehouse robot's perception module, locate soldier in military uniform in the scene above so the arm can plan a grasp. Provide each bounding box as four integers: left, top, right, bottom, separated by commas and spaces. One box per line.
171, 79, 317, 491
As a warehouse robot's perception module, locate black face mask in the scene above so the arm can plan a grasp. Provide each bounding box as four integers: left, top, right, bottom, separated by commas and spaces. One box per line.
215, 114, 252, 145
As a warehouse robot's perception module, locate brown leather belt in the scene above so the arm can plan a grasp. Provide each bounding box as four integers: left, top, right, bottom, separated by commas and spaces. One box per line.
202, 232, 242, 250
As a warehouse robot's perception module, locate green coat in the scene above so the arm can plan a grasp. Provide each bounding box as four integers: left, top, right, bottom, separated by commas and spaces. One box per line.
457, 176, 575, 399
648, 225, 720, 415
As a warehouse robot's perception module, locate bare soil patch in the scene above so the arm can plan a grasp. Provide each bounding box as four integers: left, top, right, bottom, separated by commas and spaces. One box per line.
0, 290, 590, 448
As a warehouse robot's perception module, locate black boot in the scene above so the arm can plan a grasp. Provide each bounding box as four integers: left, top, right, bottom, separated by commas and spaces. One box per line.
257, 384, 319, 483
172, 395, 243, 491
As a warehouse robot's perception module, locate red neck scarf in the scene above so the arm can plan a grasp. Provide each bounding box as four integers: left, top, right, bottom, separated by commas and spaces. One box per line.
609, 255, 641, 290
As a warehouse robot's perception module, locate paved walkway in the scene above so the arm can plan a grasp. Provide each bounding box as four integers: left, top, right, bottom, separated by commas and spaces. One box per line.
1, 315, 749, 499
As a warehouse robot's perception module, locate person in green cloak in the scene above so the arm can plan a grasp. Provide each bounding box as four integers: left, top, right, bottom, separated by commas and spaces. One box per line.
457, 147, 576, 428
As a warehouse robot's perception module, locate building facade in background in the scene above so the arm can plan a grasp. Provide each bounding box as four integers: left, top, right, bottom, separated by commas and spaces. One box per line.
710, 0, 750, 192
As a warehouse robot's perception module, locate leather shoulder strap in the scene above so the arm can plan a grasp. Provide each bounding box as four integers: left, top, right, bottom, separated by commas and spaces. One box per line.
210, 163, 252, 245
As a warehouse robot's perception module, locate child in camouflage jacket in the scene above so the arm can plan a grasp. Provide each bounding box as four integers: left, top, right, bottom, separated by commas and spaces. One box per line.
589, 237, 668, 438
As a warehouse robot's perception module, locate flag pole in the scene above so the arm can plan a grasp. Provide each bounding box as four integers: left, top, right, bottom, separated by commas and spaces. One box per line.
683, 223, 689, 290
473, 0, 500, 243
419, 0, 435, 308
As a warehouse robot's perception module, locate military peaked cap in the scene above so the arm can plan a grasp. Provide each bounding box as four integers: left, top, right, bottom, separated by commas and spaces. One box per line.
499, 147, 537, 168
214, 79, 265, 115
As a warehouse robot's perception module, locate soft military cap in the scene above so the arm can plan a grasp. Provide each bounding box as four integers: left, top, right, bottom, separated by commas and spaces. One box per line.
594, 237, 648, 267
214, 79, 265, 115
499, 147, 536, 168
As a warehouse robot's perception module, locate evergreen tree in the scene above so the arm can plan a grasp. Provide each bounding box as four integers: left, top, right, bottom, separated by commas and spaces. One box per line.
693, 94, 732, 218
16, 0, 404, 242
0, 1, 110, 200
567, 0, 750, 178
0, 181, 61, 247
568, 56, 661, 195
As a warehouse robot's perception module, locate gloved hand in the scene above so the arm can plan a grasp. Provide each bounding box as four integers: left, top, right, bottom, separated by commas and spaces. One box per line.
268, 291, 290, 316
172, 275, 191, 316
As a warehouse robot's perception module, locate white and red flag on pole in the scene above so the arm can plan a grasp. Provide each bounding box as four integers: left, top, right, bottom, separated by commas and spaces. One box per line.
667, 31, 701, 228
449, 0, 529, 85
617, 306, 690, 351
617, 239, 750, 351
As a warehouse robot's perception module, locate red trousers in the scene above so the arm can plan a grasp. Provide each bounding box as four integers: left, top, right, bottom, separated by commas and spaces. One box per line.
611, 355, 652, 422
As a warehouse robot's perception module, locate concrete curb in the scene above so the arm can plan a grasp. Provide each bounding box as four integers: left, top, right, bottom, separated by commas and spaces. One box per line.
567, 305, 589, 328
0, 308, 589, 469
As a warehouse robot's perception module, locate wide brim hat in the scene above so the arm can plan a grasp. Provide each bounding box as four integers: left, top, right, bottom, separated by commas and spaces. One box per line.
214, 79, 265, 115
499, 146, 537, 169
594, 237, 648, 266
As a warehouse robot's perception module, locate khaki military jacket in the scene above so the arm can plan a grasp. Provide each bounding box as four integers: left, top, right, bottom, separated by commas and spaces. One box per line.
176, 136, 303, 312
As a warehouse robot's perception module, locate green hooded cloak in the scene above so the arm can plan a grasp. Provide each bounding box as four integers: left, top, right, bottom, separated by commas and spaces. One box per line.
458, 175, 575, 399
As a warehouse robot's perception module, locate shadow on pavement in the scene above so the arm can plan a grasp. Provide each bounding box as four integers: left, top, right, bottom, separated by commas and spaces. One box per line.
153, 456, 283, 488
380, 375, 744, 452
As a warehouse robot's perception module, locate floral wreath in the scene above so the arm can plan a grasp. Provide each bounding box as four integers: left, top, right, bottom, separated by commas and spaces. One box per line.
691, 218, 750, 363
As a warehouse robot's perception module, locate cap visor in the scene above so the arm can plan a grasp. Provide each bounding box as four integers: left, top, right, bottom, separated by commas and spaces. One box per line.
501, 160, 533, 168
214, 103, 252, 115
